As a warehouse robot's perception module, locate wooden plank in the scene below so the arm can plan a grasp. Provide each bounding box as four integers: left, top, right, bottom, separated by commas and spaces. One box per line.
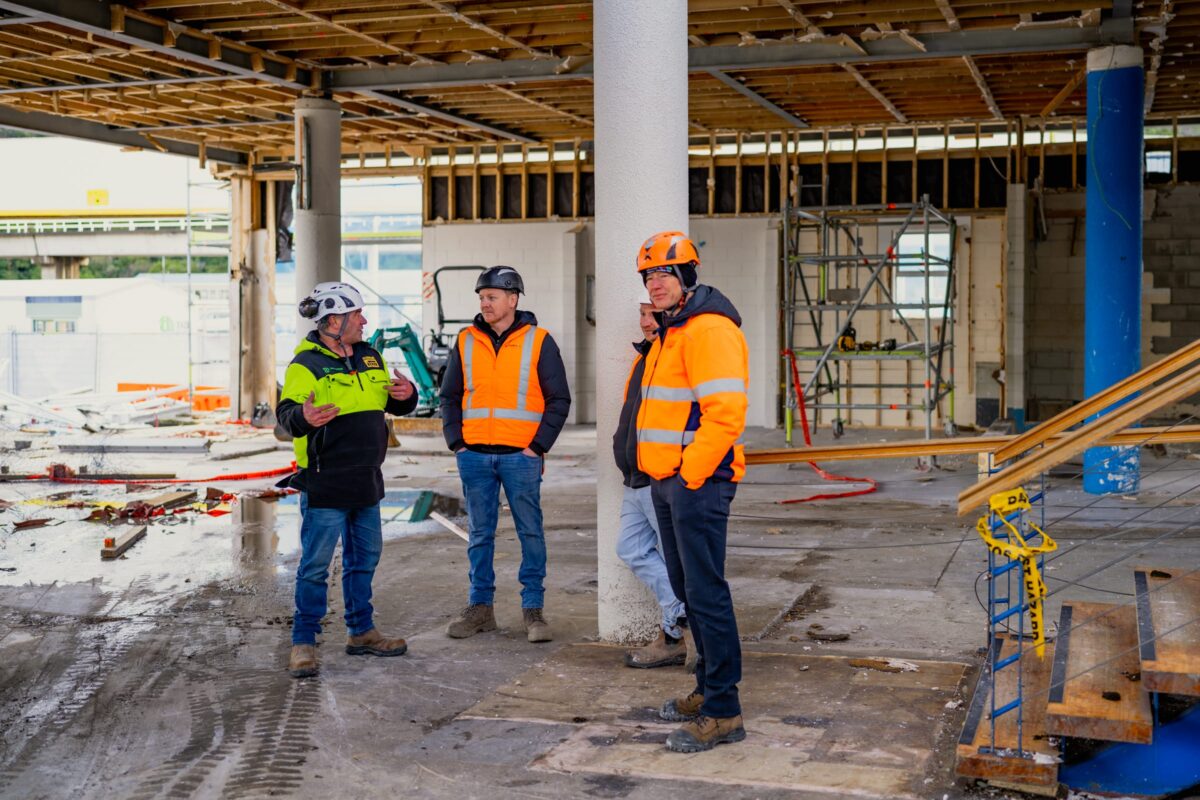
958, 362, 1200, 516
1136, 567, 1200, 696
956, 634, 1059, 787
993, 338, 1200, 464
745, 424, 1200, 466
101, 525, 147, 559
1045, 602, 1153, 744
143, 490, 199, 510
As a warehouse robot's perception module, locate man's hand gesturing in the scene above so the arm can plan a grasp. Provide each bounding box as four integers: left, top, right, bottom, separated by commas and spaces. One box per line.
388, 368, 415, 401
302, 391, 339, 427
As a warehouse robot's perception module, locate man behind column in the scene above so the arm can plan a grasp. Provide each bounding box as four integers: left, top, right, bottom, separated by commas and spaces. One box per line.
439, 266, 572, 643
634, 232, 750, 753
613, 292, 694, 669
275, 282, 418, 678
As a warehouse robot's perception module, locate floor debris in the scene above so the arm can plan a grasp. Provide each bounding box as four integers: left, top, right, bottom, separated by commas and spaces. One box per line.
101, 525, 147, 559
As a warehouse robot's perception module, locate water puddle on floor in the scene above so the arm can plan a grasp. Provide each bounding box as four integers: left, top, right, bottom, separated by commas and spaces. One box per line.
0, 485, 465, 592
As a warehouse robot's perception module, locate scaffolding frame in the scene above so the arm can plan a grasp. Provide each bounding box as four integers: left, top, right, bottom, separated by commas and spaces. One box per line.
782, 196, 957, 442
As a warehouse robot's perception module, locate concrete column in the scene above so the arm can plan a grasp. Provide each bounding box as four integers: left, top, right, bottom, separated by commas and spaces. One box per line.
293, 97, 342, 335
38, 256, 86, 280
1083, 44, 1144, 494
1004, 184, 1027, 430
241, 229, 276, 423
594, 0, 689, 643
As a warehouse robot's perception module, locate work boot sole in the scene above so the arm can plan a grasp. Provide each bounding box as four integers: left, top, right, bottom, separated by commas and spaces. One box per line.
345, 642, 408, 657
665, 726, 746, 753
526, 628, 552, 643
658, 699, 701, 722
624, 651, 686, 669
447, 620, 497, 639
288, 665, 318, 679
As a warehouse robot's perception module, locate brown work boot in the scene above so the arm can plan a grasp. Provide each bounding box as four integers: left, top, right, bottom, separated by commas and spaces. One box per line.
446, 603, 497, 639
625, 629, 686, 669
288, 644, 318, 679
345, 628, 408, 657
683, 627, 698, 672
523, 607, 552, 643
658, 689, 704, 722
665, 714, 746, 753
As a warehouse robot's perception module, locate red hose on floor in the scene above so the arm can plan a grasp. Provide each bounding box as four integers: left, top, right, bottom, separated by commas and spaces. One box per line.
780, 350, 877, 504
12, 463, 297, 486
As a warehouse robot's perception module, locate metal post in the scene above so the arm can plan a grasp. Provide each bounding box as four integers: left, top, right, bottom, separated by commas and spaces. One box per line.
185, 159, 194, 404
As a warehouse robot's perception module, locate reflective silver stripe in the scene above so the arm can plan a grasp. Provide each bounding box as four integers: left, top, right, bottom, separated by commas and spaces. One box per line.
515, 326, 537, 412
463, 408, 490, 419
463, 333, 475, 394
639, 428, 682, 444
493, 408, 543, 422
643, 385, 695, 402
694, 378, 747, 398
682, 431, 696, 445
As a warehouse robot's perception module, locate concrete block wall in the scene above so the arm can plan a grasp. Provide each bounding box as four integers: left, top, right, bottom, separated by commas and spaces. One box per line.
1025, 186, 1194, 417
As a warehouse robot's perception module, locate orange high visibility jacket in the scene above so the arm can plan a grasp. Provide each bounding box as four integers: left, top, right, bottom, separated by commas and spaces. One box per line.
457, 321, 549, 448
636, 285, 749, 489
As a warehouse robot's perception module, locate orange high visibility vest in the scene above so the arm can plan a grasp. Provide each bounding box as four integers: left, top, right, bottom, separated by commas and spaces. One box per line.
458, 323, 548, 448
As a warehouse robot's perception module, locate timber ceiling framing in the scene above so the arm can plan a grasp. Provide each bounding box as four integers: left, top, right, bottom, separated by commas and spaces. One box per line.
0, 0, 1192, 164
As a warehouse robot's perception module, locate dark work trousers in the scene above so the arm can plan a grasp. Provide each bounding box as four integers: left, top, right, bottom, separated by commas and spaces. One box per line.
650, 475, 741, 718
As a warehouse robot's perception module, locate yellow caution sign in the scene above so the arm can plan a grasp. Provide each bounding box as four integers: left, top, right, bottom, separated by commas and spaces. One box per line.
976, 489, 1057, 658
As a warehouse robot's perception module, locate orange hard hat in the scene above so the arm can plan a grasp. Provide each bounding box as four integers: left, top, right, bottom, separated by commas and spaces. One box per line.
636, 231, 701, 274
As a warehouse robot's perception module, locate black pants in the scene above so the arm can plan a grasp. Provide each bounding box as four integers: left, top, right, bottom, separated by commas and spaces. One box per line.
651, 475, 741, 718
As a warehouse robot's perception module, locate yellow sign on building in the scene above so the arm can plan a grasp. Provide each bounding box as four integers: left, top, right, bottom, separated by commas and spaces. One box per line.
86, 189, 109, 207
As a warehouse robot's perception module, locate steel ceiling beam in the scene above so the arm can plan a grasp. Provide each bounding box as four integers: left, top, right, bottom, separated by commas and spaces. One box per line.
330, 26, 1109, 93
0, 105, 247, 163
0, 74, 233, 96
704, 69, 807, 128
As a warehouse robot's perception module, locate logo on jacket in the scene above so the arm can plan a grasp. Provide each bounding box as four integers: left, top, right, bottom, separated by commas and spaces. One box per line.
362, 356, 380, 369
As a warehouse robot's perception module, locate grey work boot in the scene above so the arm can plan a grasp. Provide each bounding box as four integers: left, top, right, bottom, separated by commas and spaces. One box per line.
523, 608, 552, 643
446, 603, 497, 639
625, 629, 687, 669
288, 644, 318, 679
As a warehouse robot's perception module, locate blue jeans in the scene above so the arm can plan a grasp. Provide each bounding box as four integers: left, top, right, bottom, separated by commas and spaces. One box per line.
456, 449, 546, 608
292, 493, 383, 645
617, 485, 686, 638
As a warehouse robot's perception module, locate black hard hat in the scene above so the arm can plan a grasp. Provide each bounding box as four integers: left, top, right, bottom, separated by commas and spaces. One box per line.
475, 265, 524, 294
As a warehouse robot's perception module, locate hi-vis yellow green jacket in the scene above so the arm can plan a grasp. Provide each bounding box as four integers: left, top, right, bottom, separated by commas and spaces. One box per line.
636, 285, 749, 489
275, 331, 416, 508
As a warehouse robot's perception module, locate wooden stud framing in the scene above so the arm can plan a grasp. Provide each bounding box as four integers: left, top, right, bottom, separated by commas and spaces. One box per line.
447, 147, 456, 222
708, 133, 716, 217
973, 123, 981, 209
472, 144, 480, 222
942, 123, 950, 206
1173, 116, 1180, 184
850, 127, 859, 206
572, 137, 581, 218
881, 127, 889, 204
735, 132, 743, 215
1071, 118, 1079, 188
520, 143, 528, 220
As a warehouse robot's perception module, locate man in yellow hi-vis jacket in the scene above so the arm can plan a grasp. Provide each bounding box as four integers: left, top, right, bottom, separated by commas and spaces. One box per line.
634, 231, 750, 754
276, 282, 418, 679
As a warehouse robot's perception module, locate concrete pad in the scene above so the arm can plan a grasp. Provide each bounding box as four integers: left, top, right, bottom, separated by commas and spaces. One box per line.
463, 643, 968, 798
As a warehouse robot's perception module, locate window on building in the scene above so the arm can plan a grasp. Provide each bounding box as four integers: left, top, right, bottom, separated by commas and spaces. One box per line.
1146, 150, 1172, 177
893, 231, 951, 321
378, 246, 421, 270
32, 319, 76, 333
343, 246, 369, 272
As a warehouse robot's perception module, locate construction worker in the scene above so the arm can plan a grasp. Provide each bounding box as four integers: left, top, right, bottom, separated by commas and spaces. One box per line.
634, 231, 750, 753
440, 266, 571, 643
613, 292, 694, 669
275, 281, 418, 679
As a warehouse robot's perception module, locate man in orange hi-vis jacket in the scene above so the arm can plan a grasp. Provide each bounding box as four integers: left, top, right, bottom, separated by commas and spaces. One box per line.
634, 230, 750, 754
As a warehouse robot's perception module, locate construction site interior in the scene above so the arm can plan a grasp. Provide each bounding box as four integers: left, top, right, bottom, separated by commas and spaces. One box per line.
1, 1, 1199, 798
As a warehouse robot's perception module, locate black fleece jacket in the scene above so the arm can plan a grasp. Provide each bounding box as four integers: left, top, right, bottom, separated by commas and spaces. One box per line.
439, 310, 572, 455
612, 339, 653, 488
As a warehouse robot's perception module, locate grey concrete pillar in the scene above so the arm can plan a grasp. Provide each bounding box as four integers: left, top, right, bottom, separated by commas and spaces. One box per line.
293, 97, 342, 334
594, 0, 689, 643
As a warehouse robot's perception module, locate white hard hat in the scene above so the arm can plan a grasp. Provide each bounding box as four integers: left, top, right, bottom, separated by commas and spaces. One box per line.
300, 281, 365, 321
637, 286, 654, 306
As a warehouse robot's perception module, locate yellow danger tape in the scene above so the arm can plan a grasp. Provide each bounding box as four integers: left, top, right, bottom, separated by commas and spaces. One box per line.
976, 488, 1057, 658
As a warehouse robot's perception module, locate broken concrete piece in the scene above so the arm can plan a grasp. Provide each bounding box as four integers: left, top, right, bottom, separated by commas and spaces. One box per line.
807, 630, 851, 642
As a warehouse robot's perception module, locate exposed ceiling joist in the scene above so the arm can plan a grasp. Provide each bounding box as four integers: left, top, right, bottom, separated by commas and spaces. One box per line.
1144, 0, 1175, 115
330, 26, 1107, 93
0, 0, 312, 91
484, 84, 590, 126
417, 0, 554, 60
934, 0, 961, 32
0, 103, 246, 163
705, 69, 807, 128
354, 89, 537, 144
962, 56, 1003, 120
840, 64, 906, 123
256, 0, 439, 66
0, 74, 231, 96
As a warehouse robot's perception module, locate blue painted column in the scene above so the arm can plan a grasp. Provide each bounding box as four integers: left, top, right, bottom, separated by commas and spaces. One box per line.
1084, 44, 1144, 495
